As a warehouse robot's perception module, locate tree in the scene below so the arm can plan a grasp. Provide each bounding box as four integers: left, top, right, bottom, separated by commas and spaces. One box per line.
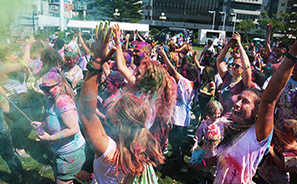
236, 19, 256, 43
149, 28, 160, 37
95, 0, 146, 23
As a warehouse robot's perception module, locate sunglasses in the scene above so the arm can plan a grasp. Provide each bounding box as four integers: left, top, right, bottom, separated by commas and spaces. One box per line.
231, 63, 242, 69
39, 83, 60, 93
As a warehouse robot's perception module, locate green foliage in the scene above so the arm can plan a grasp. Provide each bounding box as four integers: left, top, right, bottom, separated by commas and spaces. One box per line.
57, 31, 65, 39
236, 19, 256, 43
149, 28, 160, 37
95, 0, 146, 23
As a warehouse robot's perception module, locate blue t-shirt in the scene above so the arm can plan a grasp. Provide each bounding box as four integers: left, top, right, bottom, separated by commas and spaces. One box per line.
46, 94, 85, 154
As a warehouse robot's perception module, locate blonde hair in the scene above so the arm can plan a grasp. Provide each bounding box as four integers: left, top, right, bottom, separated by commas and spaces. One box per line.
138, 60, 177, 123
108, 93, 165, 176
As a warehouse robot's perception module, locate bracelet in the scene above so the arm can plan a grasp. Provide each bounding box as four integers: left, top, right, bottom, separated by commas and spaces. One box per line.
285, 52, 297, 63
114, 43, 121, 48
26, 45, 31, 49
238, 46, 244, 50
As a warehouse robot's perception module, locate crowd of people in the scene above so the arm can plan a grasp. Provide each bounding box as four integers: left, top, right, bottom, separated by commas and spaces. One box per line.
0, 21, 296, 184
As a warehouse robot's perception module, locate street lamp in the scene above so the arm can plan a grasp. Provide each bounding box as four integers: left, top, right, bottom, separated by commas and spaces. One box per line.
219, 11, 226, 32
230, 13, 237, 33
208, 11, 215, 30
159, 12, 166, 27
113, 9, 120, 20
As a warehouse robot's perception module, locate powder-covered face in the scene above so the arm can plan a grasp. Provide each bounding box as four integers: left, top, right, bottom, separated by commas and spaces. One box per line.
43, 83, 61, 100
133, 48, 146, 66
65, 56, 76, 67
232, 90, 257, 123
231, 59, 243, 77
105, 80, 118, 93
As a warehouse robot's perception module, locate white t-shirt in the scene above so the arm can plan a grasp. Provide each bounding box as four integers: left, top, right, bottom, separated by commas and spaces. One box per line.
174, 75, 195, 127
92, 137, 126, 184
215, 125, 272, 184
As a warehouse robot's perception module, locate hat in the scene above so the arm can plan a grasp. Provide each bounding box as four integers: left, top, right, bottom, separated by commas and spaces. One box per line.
40, 69, 61, 87
65, 51, 77, 58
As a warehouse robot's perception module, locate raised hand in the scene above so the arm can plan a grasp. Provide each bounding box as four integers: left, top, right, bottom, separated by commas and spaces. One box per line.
26, 35, 35, 47
93, 21, 115, 66
232, 32, 242, 45
112, 23, 121, 45
226, 38, 237, 48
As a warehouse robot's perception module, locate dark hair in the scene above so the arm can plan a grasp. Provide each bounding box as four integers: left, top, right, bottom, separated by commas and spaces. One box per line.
183, 63, 201, 91
54, 37, 65, 50
208, 39, 213, 45
252, 70, 265, 89
218, 88, 263, 147
279, 41, 289, 51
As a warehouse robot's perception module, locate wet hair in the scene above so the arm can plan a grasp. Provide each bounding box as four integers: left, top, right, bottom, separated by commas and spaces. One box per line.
219, 88, 263, 147
108, 93, 164, 176
205, 100, 223, 118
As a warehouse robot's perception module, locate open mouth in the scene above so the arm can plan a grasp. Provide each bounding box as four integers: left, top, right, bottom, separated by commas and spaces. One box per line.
233, 109, 241, 116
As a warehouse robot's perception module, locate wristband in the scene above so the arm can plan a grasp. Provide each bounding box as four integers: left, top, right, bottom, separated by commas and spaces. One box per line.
238, 46, 244, 50
26, 45, 31, 49
114, 43, 121, 48
86, 62, 102, 74
285, 52, 297, 63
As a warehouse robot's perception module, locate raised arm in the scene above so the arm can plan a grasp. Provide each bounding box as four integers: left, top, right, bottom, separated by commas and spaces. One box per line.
78, 21, 115, 157
158, 47, 180, 83
265, 23, 273, 55
256, 40, 297, 142
78, 32, 91, 56
216, 39, 236, 78
112, 24, 136, 85
233, 32, 251, 88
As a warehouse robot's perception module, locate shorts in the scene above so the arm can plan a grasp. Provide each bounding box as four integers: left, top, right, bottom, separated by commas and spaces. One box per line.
54, 146, 86, 180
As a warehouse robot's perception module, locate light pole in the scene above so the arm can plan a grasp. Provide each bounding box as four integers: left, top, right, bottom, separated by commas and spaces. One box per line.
219, 11, 226, 32
230, 13, 237, 33
159, 12, 166, 27
113, 9, 120, 21
208, 11, 215, 30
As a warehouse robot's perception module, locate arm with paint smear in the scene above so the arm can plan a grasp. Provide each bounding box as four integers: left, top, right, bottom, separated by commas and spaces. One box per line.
112, 23, 136, 85
158, 47, 180, 83
233, 32, 252, 88
78, 21, 115, 157
256, 40, 297, 142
